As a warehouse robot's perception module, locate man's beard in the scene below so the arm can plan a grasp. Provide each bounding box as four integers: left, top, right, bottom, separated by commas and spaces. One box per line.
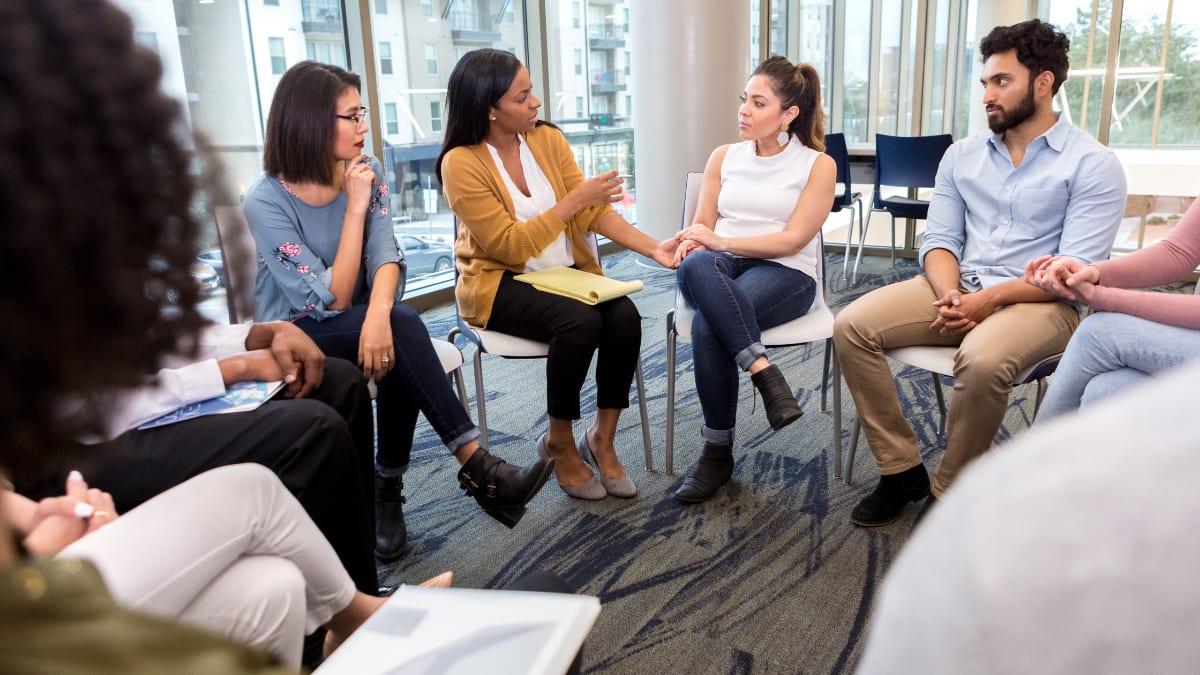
987, 81, 1038, 133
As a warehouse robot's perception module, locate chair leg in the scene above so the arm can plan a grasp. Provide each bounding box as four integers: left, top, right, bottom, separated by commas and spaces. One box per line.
820, 340, 831, 413
842, 208, 856, 281
890, 213, 898, 268
664, 325, 677, 475
635, 360, 652, 472
846, 418, 860, 486
852, 206, 869, 284
830, 342, 843, 481
451, 367, 470, 415
932, 372, 947, 436
472, 348, 489, 450
1032, 376, 1050, 422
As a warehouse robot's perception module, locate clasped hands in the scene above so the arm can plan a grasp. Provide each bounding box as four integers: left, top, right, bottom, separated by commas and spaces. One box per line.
668, 224, 721, 267
1023, 254, 1098, 304
929, 289, 996, 336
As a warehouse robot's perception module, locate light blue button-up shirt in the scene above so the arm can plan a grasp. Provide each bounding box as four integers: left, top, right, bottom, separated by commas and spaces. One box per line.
919, 113, 1127, 291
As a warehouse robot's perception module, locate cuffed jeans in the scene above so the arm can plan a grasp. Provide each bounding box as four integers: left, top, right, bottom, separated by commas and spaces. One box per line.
486, 271, 641, 420
677, 251, 816, 440
833, 276, 1079, 496
1036, 311, 1200, 422
296, 304, 479, 469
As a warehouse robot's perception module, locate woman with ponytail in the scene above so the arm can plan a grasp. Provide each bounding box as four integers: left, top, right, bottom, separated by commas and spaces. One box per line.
669, 56, 836, 504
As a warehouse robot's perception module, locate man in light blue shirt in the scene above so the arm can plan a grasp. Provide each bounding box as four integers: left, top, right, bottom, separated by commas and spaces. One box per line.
833, 19, 1126, 527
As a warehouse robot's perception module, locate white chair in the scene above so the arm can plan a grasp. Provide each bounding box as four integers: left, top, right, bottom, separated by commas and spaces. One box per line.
445, 218, 653, 469
841, 347, 1063, 484
213, 206, 469, 408
664, 172, 842, 476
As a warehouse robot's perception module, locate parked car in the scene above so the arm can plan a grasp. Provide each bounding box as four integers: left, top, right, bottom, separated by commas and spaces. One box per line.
197, 248, 225, 282
397, 235, 453, 275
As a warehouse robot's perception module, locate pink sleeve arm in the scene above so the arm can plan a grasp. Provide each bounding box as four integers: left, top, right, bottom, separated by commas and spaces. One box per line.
1090, 286, 1200, 330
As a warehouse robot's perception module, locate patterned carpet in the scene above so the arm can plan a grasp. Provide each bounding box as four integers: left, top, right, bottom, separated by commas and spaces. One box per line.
378, 250, 1051, 675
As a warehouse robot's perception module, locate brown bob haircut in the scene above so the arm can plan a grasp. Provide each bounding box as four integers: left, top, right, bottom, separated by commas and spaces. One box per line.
263, 60, 361, 184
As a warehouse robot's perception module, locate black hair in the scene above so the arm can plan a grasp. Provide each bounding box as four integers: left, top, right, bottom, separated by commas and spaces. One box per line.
752, 56, 826, 151
264, 60, 362, 185
436, 48, 524, 183
980, 19, 1071, 95
0, 0, 206, 481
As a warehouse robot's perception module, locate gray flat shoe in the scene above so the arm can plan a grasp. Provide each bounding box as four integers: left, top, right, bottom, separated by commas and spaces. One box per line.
536, 433, 606, 500
578, 432, 637, 498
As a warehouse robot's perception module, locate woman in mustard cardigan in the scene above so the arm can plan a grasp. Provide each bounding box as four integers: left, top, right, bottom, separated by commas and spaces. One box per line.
437, 48, 679, 501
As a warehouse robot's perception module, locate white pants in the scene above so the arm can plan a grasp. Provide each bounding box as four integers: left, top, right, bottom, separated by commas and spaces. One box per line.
62, 463, 357, 667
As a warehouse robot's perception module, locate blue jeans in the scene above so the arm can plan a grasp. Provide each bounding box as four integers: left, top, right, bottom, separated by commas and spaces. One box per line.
677, 251, 816, 440
1037, 311, 1200, 422
295, 304, 478, 470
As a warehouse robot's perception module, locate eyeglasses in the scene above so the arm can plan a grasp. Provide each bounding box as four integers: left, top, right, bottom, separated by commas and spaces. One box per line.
334, 106, 370, 124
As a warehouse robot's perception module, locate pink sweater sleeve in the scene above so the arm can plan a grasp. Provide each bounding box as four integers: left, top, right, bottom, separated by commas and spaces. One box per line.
1089, 198, 1200, 330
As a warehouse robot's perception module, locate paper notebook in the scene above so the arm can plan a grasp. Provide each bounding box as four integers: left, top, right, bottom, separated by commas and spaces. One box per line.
136, 380, 285, 430
316, 586, 601, 675
513, 265, 643, 305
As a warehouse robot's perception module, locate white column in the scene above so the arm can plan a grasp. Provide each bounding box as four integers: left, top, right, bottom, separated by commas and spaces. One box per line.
630, 0, 751, 240
969, 2, 1031, 135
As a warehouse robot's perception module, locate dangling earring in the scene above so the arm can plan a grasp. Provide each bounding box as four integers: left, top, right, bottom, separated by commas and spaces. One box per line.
777, 126, 790, 148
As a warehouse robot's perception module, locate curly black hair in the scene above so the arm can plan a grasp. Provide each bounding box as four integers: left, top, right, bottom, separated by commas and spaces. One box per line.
0, 0, 206, 481
980, 19, 1071, 95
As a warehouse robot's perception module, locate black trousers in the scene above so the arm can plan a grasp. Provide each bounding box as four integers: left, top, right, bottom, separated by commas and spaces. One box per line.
485, 272, 641, 420
73, 357, 379, 593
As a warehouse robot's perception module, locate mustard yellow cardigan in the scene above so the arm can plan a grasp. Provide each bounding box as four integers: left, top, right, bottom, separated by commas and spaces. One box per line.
441, 124, 614, 328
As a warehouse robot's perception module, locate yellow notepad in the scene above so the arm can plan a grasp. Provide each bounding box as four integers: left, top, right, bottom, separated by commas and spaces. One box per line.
513, 265, 644, 305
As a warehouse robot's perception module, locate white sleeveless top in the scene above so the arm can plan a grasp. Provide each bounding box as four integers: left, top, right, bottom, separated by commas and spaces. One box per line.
715, 139, 821, 278
486, 134, 572, 271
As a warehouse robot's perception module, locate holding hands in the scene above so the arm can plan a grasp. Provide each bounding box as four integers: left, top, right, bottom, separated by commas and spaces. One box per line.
1024, 255, 1099, 304
670, 224, 718, 266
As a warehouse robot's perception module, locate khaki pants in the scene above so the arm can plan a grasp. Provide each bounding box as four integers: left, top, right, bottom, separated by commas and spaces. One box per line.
833, 276, 1079, 496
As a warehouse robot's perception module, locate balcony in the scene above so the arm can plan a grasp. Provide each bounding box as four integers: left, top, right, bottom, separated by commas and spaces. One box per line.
590, 71, 626, 94
449, 10, 501, 44
588, 23, 625, 49
301, 3, 340, 35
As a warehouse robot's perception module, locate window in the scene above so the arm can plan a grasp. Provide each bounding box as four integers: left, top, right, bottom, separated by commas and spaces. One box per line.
305, 40, 346, 68
264, 0, 278, 5
424, 43, 438, 76
379, 41, 393, 75
572, 1, 581, 28
375, 0, 386, 15
623, 51, 630, 76
576, 96, 584, 118
384, 103, 399, 135
505, 5, 515, 24
134, 31, 158, 52
429, 101, 443, 132
574, 49, 582, 75
268, 37, 286, 75
421, 0, 434, 18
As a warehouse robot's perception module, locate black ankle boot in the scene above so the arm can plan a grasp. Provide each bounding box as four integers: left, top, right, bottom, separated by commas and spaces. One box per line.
375, 473, 407, 561
673, 441, 734, 504
850, 464, 931, 527
750, 364, 803, 430
458, 447, 555, 528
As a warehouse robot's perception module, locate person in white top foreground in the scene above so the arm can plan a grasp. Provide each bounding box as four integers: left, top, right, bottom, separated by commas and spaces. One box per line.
855, 358, 1200, 674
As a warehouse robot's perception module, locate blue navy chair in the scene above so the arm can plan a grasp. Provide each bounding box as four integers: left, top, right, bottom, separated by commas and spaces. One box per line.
824, 133, 864, 285
864, 133, 954, 271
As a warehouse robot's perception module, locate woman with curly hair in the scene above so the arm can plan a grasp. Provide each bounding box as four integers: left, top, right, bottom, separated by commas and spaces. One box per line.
0, 1, 446, 670
244, 61, 553, 559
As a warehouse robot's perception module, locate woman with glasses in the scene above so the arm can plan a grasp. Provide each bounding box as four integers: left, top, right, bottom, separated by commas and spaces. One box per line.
244, 61, 553, 562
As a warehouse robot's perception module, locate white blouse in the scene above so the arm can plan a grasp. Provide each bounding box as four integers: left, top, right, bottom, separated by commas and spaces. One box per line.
486, 133, 572, 271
